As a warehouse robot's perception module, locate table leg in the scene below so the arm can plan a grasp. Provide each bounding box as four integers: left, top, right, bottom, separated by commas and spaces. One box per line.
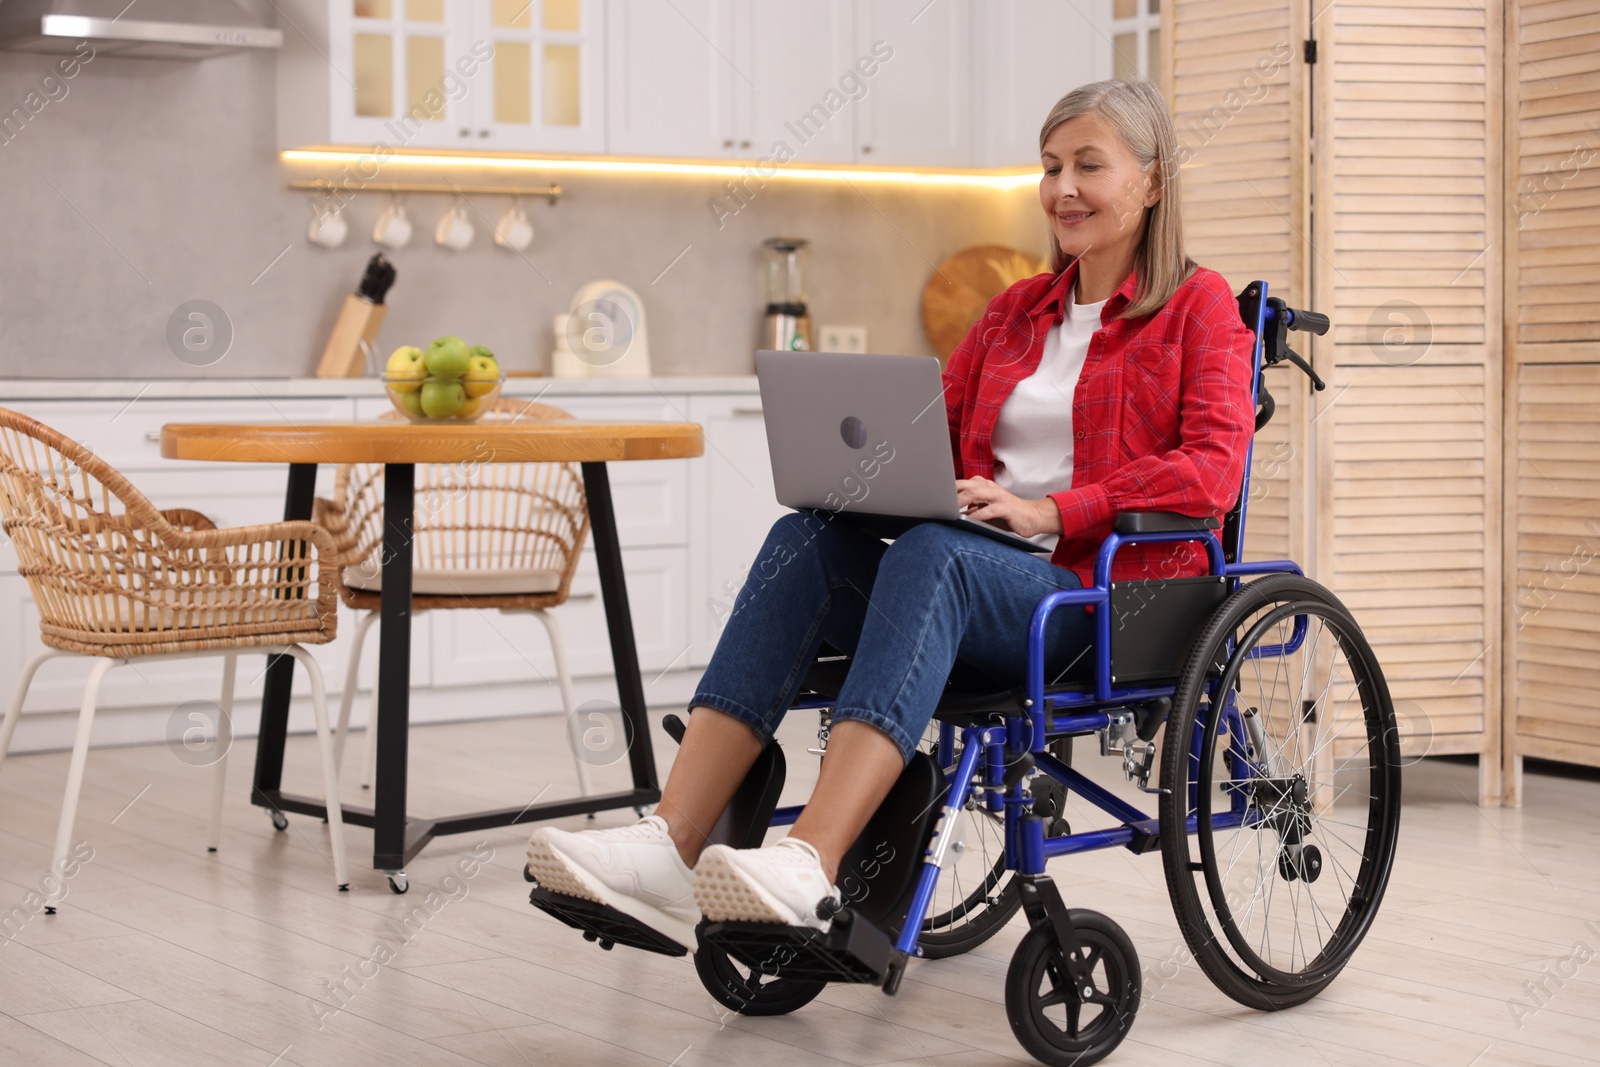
252, 463, 318, 806
373, 463, 415, 871
580, 462, 659, 796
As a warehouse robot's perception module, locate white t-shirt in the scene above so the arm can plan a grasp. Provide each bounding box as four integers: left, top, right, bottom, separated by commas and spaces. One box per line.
990, 283, 1109, 552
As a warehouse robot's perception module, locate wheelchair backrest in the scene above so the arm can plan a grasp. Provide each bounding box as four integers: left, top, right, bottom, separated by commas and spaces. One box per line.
1221, 281, 1273, 565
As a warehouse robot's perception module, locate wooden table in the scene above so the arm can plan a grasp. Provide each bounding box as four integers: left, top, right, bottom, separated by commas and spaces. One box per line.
161, 419, 703, 882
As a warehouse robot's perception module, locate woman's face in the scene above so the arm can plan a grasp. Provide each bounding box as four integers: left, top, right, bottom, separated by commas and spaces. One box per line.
1039, 112, 1159, 265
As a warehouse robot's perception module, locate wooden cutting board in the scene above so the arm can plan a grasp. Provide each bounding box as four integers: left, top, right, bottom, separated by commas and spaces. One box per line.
922, 245, 1051, 366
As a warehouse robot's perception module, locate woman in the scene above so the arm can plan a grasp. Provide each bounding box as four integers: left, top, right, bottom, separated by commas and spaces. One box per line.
526, 79, 1257, 951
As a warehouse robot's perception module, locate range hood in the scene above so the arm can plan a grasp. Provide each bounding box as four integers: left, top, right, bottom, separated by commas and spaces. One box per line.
0, 0, 282, 59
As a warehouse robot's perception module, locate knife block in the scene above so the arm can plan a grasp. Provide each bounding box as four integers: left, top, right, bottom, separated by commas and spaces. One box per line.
315, 294, 386, 378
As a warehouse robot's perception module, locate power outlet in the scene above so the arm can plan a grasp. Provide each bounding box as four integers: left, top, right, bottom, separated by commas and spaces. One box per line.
819, 324, 868, 354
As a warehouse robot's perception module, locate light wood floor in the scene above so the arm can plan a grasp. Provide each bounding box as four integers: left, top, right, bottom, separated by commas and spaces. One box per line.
1, 708, 1596, 1067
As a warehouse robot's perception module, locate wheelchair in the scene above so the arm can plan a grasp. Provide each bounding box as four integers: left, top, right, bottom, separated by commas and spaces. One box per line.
526, 282, 1403, 1066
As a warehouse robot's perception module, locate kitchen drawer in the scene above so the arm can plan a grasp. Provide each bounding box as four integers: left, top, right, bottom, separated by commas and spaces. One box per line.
9, 398, 357, 473
430, 546, 688, 687
354, 395, 689, 548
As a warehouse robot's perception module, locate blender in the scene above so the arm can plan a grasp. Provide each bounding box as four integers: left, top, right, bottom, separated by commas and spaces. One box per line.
761, 237, 812, 352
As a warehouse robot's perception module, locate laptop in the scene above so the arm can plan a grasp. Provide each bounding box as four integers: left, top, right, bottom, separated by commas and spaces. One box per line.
755, 349, 1051, 554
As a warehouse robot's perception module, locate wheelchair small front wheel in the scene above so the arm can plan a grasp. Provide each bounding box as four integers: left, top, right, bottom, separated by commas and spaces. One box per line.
1005, 909, 1139, 1066
693, 941, 826, 1017
1159, 573, 1401, 1010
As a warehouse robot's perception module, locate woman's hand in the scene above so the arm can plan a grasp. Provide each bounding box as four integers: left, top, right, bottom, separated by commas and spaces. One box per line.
955, 477, 1064, 539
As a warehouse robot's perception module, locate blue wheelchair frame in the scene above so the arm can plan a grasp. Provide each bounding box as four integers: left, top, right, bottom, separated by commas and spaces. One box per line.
761, 281, 1319, 963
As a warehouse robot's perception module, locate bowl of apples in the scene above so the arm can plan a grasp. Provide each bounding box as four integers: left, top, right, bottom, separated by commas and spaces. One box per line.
383, 337, 504, 422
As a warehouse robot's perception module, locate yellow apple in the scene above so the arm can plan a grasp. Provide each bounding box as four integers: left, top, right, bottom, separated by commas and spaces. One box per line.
457, 396, 482, 418
463, 354, 500, 398
385, 346, 426, 393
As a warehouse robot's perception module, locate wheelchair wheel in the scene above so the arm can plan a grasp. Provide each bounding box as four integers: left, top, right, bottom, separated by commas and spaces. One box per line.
1158, 573, 1401, 1010
693, 940, 826, 1016
917, 734, 1020, 958
1005, 909, 1139, 1066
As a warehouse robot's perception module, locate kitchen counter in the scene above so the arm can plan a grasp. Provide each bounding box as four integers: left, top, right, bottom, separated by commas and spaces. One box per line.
0, 376, 759, 401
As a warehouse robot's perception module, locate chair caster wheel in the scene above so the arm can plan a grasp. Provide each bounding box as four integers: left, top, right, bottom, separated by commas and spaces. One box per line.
386, 871, 409, 894
269, 811, 289, 832
338, 883, 350, 892
44, 906, 56, 915
207, 846, 217, 853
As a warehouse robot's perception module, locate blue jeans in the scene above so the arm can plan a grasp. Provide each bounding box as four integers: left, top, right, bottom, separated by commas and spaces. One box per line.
690, 513, 1095, 762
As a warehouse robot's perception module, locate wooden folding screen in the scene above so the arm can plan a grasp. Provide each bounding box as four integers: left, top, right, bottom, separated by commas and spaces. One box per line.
1168, 0, 1506, 801
1501, 0, 1600, 804
1165, 0, 1311, 570
1311, 0, 1505, 803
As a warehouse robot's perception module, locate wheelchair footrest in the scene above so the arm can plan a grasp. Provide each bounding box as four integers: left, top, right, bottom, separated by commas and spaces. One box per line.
698, 909, 905, 988
527, 884, 689, 958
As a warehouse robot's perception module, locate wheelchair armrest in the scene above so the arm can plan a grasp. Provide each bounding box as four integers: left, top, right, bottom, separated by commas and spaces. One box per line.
1113, 512, 1221, 535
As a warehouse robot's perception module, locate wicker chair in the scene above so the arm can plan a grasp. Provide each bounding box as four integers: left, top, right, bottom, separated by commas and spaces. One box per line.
316, 397, 596, 796
0, 407, 350, 899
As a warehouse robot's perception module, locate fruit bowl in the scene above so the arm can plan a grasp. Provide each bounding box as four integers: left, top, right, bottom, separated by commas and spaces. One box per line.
382, 373, 505, 423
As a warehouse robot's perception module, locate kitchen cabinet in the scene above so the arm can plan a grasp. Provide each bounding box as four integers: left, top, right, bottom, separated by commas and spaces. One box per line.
278, 0, 605, 153
606, 0, 855, 164
686, 394, 788, 667
740, 0, 856, 165
0, 382, 759, 755
604, 0, 962, 167
472, 0, 606, 152
0, 399, 400, 734
970, 0, 1113, 167
852, 0, 970, 167
604, 0, 737, 159
282, 0, 1108, 167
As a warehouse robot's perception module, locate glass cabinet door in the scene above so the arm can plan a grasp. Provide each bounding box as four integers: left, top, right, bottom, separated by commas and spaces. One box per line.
332, 0, 475, 148
471, 0, 605, 152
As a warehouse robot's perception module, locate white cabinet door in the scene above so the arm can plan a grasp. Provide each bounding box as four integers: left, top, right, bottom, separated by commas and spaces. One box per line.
471, 0, 607, 152
606, 0, 739, 158
971, 0, 1112, 167
330, 0, 475, 149
430, 545, 688, 685
738, 0, 856, 165
686, 395, 788, 668
853, 0, 970, 166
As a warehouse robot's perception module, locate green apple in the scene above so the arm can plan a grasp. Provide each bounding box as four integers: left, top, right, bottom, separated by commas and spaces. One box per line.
463, 353, 500, 398
420, 379, 465, 418
385, 345, 426, 393
397, 390, 424, 417
425, 335, 470, 379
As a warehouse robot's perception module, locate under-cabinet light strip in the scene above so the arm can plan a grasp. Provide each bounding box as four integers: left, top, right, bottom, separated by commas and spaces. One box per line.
281, 149, 1040, 190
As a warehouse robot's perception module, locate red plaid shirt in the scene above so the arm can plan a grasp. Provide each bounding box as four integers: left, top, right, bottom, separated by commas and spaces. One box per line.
944, 258, 1256, 587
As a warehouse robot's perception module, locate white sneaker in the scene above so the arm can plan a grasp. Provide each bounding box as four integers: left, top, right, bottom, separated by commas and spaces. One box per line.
694, 837, 841, 933
525, 815, 699, 950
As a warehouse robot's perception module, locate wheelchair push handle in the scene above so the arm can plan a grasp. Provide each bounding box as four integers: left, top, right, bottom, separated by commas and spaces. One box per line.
1285, 308, 1330, 336
1261, 296, 1328, 392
